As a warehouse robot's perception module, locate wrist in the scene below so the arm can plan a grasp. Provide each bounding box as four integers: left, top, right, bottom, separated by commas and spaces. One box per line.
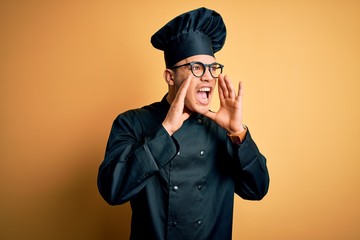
228, 124, 246, 135
162, 122, 174, 136
227, 125, 247, 145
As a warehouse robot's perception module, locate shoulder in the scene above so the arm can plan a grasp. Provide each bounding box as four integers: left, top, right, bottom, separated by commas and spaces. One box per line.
114, 99, 164, 117
113, 100, 167, 129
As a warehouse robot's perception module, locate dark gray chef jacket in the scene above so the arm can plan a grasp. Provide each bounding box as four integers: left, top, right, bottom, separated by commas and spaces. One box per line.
97, 95, 269, 240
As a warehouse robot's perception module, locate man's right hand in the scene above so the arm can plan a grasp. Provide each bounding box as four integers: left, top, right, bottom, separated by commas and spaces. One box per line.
162, 75, 192, 136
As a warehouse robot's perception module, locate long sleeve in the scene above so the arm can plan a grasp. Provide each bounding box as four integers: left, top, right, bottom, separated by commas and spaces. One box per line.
231, 130, 270, 200
97, 110, 177, 205
97, 105, 270, 239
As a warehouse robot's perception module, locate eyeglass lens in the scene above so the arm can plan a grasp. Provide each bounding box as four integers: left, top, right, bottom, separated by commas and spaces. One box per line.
191, 62, 223, 78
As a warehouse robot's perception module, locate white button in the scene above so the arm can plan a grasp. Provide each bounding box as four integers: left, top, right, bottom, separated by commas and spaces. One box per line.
200, 150, 205, 156
197, 118, 202, 123
173, 186, 179, 191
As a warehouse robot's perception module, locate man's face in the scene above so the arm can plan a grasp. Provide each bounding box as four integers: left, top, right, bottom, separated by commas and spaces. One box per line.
171, 54, 218, 115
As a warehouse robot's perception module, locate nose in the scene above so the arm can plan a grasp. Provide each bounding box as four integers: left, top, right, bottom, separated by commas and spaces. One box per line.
201, 67, 213, 81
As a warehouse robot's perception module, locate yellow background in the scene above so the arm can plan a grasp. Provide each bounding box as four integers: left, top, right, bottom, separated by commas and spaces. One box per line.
1, 0, 359, 239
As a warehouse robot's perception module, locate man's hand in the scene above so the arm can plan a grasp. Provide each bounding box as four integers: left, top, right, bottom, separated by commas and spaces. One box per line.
162, 76, 192, 136
205, 74, 245, 134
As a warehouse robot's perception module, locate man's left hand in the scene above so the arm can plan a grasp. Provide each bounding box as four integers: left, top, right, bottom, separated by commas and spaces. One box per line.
204, 74, 245, 134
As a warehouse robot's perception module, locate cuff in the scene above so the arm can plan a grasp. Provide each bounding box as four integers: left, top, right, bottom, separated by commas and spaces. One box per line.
227, 125, 247, 145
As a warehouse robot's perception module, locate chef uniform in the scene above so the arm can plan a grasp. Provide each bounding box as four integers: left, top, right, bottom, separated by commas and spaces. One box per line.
98, 7, 269, 240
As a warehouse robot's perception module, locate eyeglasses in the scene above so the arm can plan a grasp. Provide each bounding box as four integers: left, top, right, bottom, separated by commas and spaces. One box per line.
171, 61, 224, 78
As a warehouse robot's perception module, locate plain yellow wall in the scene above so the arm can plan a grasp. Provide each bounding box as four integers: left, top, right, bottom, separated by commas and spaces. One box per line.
1, 1, 359, 239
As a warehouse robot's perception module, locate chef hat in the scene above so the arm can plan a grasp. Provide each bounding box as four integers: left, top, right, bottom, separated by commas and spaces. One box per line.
151, 7, 226, 68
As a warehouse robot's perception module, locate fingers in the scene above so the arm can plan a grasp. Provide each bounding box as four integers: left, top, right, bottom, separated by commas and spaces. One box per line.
218, 74, 227, 100
224, 75, 236, 99
237, 81, 243, 100
163, 76, 192, 136
218, 74, 237, 99
174, 74, 192, 103
169, 74, 192, 119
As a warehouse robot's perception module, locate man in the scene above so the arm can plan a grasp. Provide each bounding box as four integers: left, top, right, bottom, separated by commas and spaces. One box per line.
98, 7, 269, 240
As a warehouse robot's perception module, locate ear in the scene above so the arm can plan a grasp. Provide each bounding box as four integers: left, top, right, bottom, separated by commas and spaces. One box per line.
163, 69, 175, 86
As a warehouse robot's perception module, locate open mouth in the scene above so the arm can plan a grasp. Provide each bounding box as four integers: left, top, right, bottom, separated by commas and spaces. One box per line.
196, 87, 211, 105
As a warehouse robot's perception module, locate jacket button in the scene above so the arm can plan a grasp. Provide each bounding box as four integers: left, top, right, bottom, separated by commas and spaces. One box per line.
197, 118, 202, 124
197, 185, 202, 190
172, 221, 177, 227
197, 220, 202, 225
200, 150, 205, 156
173, 186, 179, 191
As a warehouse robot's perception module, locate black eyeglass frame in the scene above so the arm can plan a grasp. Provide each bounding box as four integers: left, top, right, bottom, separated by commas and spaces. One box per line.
170, 61, 224, 78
